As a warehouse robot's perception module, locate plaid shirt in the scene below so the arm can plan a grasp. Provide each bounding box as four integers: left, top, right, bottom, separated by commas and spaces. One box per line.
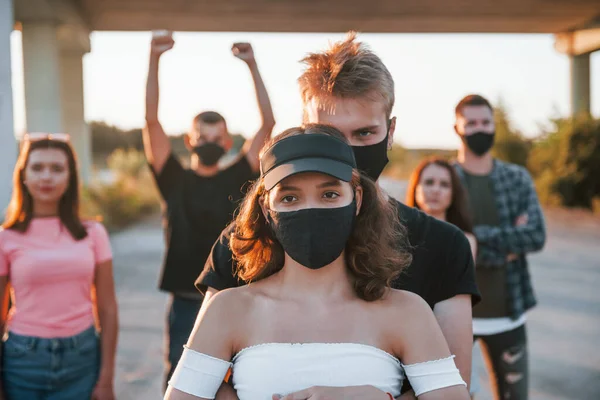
454, 159, 546, 319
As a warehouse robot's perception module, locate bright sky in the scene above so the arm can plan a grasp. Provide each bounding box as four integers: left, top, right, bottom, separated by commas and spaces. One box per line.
10, 31, 600, 149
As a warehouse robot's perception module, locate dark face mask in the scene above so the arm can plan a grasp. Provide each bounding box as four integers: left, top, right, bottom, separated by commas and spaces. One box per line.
193, 142, 226, 166
462, 131, 495, 157
268, 201, 357, 270
351, 123, 391, 181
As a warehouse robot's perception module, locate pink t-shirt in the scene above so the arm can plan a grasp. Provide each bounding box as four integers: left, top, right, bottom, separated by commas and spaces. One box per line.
0, 218, 113, 338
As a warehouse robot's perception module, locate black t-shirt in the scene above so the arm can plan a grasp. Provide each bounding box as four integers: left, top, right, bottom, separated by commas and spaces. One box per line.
152, 154, 257, 294
196, 198, 481, 309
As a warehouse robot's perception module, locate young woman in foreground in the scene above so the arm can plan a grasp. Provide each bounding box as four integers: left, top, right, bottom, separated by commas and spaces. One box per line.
165, 125, 469, 400
0, 134, 118, 400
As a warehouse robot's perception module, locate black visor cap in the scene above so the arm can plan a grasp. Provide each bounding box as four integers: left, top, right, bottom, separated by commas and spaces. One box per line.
261, 134, 357, 191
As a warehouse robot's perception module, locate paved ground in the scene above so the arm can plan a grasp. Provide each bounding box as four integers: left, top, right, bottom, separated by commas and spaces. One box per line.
111, 217, 167, 399
110, 179, 600, 400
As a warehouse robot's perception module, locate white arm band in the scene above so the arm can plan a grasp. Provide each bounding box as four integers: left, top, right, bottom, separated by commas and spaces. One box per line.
167, 346, 232, 399
402, 355, 466, 397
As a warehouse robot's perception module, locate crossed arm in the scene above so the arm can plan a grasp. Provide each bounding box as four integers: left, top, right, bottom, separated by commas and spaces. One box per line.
475, 170, 546, 266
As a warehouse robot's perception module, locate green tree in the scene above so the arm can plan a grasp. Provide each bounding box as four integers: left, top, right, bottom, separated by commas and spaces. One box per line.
90, 121, 247, 159
527, 126, 562, 205
553, 117, 600, 208
528, 116, 600, 209
90, 121, 143, 155
492, 99, 532, 167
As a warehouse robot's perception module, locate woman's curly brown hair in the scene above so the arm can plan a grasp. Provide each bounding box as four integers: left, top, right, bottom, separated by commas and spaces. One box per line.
230, 124, 412, 301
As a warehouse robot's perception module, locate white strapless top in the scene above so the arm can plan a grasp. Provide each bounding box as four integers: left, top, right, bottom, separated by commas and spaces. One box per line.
168, 343, 466, 399
231, 343, 403, 399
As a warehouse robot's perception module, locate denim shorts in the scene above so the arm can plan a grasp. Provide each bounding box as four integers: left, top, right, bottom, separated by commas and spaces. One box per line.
1, 325, 100, 400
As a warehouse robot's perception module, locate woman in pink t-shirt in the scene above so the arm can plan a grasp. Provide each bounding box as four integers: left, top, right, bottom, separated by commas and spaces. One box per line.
0, 134, 118, 400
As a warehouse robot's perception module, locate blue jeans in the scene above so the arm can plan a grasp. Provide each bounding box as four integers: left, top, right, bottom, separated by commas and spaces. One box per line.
1, 325, 100, 400
164, 295, 203, 392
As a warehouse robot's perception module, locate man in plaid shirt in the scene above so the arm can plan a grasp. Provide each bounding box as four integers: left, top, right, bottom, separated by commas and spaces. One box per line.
452, 94, 546, 400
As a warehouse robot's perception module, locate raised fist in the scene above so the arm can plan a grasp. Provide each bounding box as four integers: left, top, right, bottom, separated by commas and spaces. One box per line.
232, 43, 255, 63
151, 30, 174, 55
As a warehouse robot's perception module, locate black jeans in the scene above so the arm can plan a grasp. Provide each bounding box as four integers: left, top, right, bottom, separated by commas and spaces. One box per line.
164, 295, 203, 392
474, 324, 528, 400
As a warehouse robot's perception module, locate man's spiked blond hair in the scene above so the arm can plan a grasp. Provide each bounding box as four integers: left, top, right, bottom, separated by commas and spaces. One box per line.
298, 31, 395, 118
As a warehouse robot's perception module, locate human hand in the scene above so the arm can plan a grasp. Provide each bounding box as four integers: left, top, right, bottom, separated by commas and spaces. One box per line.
216, 382, 240, 400
273, 385, 390, 400
91, 380, 115, 400
232, 42, 255, 64
151, 30, 174, 55
515, 213, 528, 227
397, 390, 416, 400
507, 214, 528, 261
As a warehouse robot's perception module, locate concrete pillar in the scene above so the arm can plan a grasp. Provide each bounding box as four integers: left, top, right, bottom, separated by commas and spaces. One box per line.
0, 0, 17, 216
60, 51, 91, 183
22, 22, 63, 132
570, 53, 591, 117
21, 22, 91, 183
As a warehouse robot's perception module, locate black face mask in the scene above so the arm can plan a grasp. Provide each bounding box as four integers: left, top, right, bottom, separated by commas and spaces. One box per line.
193, 142, 226, 166
463, 131, 495, 157
351, 124, 391, 181
268, 202, 357, 270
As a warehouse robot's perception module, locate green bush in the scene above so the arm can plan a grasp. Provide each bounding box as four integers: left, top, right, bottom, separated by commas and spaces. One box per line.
492, 100, 532, 167
383, 144, 411, 179
384, 145, 456, 180
528, 116, 600, 209
90, 121, 144, 155
106, 148, 149, 180
84, 149, 160, 231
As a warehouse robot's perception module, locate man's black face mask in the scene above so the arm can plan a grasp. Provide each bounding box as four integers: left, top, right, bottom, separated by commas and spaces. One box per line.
192, 142, 226, 166
351, 119, 392, 181
462, 131, 495, 157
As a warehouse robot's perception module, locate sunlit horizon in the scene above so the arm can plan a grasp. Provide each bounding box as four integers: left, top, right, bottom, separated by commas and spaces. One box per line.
9, 31, 600, 150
